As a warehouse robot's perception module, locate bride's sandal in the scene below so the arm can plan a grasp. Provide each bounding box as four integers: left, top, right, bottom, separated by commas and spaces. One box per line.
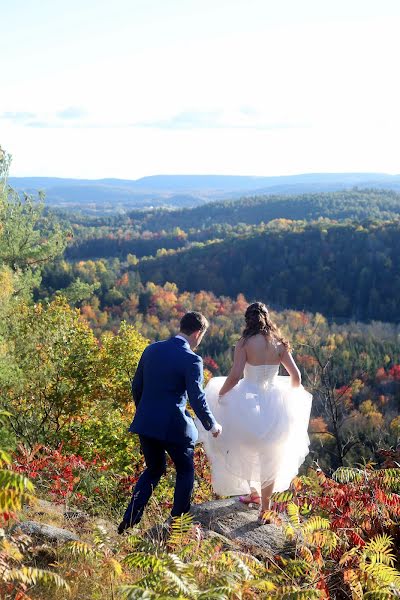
239, 493, 261, 506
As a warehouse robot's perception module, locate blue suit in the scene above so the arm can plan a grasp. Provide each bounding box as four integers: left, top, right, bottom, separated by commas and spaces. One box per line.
123, 336, 217, 526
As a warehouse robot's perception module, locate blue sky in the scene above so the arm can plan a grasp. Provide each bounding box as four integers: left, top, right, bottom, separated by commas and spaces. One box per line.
2, 0, 400, 178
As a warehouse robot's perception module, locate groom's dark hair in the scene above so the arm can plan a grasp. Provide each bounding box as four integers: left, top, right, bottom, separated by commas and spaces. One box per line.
180, 311, 209, 335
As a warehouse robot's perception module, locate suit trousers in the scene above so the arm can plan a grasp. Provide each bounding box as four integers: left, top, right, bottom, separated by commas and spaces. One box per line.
123, 435, 195, 526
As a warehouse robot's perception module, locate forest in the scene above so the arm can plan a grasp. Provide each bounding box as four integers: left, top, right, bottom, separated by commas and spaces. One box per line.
1, 149, 400, 599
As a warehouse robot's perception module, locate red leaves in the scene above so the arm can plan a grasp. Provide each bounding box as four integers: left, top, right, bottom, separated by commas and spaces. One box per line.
388, 364, 400, 379
277, 467, 399, 556
13, 444, 108, 503
203, 356, 219, 373
375, 363, 400, 381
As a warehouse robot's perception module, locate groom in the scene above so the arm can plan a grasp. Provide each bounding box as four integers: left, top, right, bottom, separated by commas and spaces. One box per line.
118, 311, 222, 533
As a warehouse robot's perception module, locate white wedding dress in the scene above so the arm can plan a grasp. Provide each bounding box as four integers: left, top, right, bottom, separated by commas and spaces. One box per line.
198, 364, 312, 496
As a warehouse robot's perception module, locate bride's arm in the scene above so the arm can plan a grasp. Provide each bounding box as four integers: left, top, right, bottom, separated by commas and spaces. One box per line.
218, 340, 246, 397
280, 348, 301, 387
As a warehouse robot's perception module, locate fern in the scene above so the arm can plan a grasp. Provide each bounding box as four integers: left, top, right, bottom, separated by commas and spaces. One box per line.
280, 559, 311, 578
197, 587, 238, 600
339, 547, 359, 566
308, 530, 338, 551
0, 469, 34, 492
3, 566, 70, 591
302, 516, 330, 534
362, 534, 396, 567
363, 592, 399, 599
271, 489, 294, 502
65, 540, 97, 558
286, 502, 301, 527
361, 561, 400, 586
106, 556, 123, 578
297, 545, 314, 563
167, 513, 195, 550
333, 467, 364, 483
244, 577, 277, 592
124, 550, 197, 597
376, 468, 400, 490
0, 469, 35, 512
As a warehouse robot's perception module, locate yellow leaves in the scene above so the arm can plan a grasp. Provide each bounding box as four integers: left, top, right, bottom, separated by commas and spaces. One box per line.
106, 557, 123, 578
0, 466, 35, 512
3, 566, 70, 591
362, 534, 396, 567
339, 535, 400, 597
0, 265, 13, 302
298, 546, 314, 563
302, 516, 330, 534
260, 510, 283, 526
344, 568, 363, 600
314, 313, 326, 326
389, 416, 400, 433
272, 490, 294, 503
66, 541, 95, 557
0, 538, 23, 562
339, 547, 359, 566
287, 502, 301, 527
351, 379, 364, 395
308, 530, 338, 552
359, 400, 376, 415
285, 524, 296, 540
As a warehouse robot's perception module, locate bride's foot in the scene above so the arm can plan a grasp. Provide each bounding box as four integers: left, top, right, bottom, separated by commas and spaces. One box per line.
239, 492, 261, 505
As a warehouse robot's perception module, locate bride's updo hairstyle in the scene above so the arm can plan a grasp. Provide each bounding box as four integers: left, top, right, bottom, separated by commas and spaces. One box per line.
242, 302, 291, 350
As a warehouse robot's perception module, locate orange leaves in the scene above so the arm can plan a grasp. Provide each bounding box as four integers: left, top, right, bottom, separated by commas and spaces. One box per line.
309, 417, 328, 434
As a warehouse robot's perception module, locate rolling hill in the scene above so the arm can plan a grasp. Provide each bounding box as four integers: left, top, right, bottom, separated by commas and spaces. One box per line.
9, 172, 400, 210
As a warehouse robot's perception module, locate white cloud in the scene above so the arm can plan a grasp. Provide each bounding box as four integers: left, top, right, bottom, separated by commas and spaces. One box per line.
1, 8, 400, 177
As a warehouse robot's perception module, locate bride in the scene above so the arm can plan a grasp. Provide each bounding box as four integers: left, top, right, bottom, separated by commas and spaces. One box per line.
199, 302, 312, 522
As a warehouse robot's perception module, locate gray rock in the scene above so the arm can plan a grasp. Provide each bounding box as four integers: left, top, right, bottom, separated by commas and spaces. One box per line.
64, 509, 90, 522
11, 521, 79, 543
191, 498, 293, 558
25, 498, 65, 517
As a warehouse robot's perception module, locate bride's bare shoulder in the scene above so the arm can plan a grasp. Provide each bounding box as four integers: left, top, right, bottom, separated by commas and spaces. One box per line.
244, 333, 268, 348
235, 337, 246, 348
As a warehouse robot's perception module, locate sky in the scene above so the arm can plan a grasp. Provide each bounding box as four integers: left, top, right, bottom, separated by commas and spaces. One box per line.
1, 0, 400, 179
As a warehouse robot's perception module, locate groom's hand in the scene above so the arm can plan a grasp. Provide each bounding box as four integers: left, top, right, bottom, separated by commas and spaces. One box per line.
211, 423, 222, 438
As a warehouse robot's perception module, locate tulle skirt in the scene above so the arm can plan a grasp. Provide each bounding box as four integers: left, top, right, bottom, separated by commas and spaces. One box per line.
197, 376, 312, 496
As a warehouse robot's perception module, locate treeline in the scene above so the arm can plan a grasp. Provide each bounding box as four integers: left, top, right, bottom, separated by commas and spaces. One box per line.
137, 220, 400, 321
59, 189, 400, 259
65, 231, 186, 259
129, 189, 400, 231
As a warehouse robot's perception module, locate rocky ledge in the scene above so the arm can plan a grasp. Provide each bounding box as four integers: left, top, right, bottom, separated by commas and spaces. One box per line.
192, 497, 293, 558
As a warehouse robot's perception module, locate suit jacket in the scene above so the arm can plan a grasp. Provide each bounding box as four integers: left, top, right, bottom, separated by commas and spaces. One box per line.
129, 336, 217, 443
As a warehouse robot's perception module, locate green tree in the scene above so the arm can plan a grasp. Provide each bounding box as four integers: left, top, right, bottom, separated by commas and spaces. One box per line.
0, 148, 67, 300
1, 297, 99, 445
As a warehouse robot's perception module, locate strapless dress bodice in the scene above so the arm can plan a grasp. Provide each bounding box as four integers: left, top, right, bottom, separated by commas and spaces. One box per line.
243, 363, 280, 387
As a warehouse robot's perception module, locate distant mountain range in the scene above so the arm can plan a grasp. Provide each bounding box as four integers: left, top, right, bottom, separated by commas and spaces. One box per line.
8, 173, 400, 211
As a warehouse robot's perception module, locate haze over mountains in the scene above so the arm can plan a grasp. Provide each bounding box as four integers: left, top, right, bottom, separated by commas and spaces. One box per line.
9, 172, 400, 211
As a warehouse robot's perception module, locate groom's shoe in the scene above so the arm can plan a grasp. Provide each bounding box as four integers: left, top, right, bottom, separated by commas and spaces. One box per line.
117, 520, 130, 535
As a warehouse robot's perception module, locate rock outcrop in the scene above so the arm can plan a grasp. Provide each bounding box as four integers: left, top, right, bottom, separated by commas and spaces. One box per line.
11, 521, 79, 543
192, 498, 293, 558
